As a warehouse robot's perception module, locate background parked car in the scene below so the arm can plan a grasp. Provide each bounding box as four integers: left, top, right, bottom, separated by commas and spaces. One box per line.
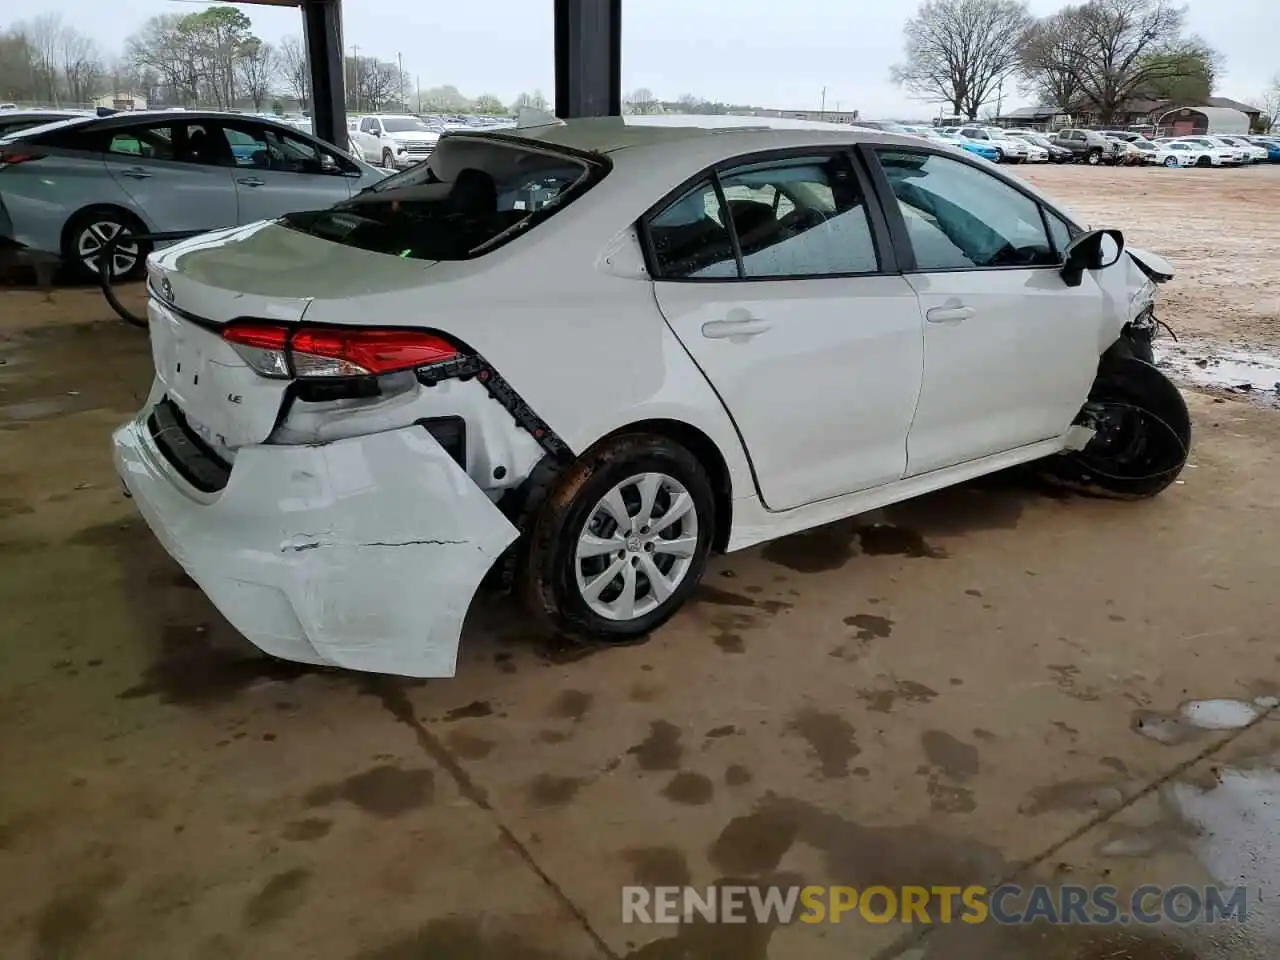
0, 110, 383, 281
351, 114, 443, 168
1173, 136, 1243, 165
1245, 136, 1280, 162
1007, 131, 1074, 163
956, 125, 1029, 162
1052, 128, 1120, 165
920, 129, 1000, 162
1161, 138, 1236, 167
1213, 135, 1268, 163
1152, 142, 1198, 167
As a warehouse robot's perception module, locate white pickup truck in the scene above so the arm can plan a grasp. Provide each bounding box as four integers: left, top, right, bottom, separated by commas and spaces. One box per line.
350, 115, 443, 169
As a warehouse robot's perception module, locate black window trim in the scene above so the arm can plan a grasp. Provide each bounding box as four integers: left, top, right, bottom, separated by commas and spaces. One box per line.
638, 144, 899, 283
858, 142, 1080, 276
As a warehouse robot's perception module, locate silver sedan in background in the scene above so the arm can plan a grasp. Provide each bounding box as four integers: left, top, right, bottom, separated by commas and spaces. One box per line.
0, 110, 383, 280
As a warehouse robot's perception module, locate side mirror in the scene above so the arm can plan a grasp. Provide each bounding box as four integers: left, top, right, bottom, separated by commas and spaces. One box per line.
1060, 228, 1124, 287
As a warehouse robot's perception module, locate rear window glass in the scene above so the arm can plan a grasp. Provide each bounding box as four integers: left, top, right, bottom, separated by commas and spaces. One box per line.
281, 137, 601, 261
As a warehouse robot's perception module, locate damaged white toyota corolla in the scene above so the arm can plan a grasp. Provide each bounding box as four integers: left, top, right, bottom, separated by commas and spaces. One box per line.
113, 117, 1190, 677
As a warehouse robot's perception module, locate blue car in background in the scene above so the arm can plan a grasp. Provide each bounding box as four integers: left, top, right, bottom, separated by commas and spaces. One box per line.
1247, 136, 1280, 162
922, 130, 1000, 162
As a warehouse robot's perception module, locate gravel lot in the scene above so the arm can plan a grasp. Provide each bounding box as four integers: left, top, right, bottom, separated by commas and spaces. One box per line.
1019, 163, 1280, 406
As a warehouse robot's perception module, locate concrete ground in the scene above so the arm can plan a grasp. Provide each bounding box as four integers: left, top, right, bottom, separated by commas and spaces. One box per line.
2, 170, 1279, 959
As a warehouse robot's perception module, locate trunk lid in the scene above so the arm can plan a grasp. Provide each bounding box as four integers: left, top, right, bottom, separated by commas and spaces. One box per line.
146, 220, 440, 451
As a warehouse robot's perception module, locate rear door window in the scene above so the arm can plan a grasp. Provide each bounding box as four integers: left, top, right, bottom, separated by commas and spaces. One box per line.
647, 179, 738, 279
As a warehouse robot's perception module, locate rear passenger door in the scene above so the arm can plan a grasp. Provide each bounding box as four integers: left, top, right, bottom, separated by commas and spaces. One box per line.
216, 121, 358, 223
648, 150, 924, 511
100, 121, 238, 232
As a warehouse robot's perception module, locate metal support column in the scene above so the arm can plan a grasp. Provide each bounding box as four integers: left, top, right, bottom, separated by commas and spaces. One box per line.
302, 0, 347, 147
554, 0, 621, 118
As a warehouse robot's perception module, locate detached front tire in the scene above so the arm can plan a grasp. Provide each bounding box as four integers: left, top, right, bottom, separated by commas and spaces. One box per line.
518, 435, 716, 640
1038, 357, 1191, 500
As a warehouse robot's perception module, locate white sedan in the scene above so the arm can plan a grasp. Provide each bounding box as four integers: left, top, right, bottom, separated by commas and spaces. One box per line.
1214, 135, 1268, 163
113, 117, 1191, 677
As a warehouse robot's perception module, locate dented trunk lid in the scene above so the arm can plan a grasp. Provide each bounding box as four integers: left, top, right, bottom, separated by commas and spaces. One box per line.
145, 221, 441, 450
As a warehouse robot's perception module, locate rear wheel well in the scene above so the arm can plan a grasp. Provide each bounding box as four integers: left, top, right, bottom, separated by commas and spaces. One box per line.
602, 419, 733, 553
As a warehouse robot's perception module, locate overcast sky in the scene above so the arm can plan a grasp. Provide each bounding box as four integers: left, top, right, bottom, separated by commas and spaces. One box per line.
15, 0, 1280, 118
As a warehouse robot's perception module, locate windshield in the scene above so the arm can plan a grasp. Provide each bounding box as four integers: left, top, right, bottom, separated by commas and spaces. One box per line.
281, 136, 602, 261
382, 118, 436, 133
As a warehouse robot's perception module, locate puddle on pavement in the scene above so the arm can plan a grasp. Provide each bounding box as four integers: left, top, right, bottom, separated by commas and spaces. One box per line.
1156, 338, 1280, 408
1133, 697, 1277, 746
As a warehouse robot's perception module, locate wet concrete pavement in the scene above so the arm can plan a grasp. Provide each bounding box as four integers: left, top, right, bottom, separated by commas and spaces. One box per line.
2, 288, 1279, 959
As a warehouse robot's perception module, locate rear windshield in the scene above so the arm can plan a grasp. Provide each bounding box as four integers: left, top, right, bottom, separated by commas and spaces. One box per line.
280, 136, 602, 261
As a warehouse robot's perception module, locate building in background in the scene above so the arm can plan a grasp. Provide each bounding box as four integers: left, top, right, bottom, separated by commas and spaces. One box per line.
94, 92, 147, 112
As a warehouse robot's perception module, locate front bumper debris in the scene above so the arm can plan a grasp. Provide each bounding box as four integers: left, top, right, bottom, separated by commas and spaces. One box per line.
113, 412, 518, 677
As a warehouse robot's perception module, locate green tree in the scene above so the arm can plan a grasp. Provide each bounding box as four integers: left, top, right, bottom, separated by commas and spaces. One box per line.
1142, 49, 1217, 104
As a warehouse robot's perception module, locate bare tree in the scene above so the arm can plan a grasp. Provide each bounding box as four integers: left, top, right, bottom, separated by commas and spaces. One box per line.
513, 90, 548, 111
624, 87, 661, 114
60, 27, 102, 104
127, 15, 201, 105
236, 38, 277, 111
1053, 0, 1206, 125
891, 0, 1033, 119
347, 56, 403, 111
0, 29, 37, 102
1019, 10, 1084, 112
27, 14, 64, 102
279, 35, 310, 108
1259, 75, 1280, 133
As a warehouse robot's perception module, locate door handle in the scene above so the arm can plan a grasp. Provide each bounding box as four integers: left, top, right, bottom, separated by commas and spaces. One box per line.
701, 318, 772, 339
926, 305, 974, 325
121, 167, 152, 180
237, 177, 265, 187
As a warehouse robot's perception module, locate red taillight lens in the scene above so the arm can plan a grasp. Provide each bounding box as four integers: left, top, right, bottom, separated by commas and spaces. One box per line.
290, 328, 457, 377
222, 324, 458, 379
0, 151, 45, 169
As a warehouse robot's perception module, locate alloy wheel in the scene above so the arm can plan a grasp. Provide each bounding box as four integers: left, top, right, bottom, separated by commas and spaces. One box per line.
77, 221, 138, 278
573, 471, 699, 622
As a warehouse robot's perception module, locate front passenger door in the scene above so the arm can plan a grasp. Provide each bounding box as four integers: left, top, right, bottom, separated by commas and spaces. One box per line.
869, 147, 1105, 476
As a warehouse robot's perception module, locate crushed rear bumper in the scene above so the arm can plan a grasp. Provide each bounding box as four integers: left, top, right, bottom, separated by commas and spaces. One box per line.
112, 407, 519, 677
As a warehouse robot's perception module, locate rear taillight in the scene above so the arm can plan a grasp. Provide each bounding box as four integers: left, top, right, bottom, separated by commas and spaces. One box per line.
0, 150, 44, 169
222, 324, 458, 379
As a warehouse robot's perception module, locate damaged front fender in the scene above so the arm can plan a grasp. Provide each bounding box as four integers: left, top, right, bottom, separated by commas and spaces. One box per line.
114, 418, 518, 677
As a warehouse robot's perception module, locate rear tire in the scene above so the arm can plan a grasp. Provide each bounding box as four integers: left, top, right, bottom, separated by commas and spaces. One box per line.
1037, 357, 1191, 500
1196, 156, 1211, 168
518, 434, 716, 641
62, 207, 148, 283
1163, 156, 1179, 168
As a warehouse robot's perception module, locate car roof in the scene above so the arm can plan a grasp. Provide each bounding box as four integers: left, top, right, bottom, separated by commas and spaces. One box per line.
453, 115, 917, 156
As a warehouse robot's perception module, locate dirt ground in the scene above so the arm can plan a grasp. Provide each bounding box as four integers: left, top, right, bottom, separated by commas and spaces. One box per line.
2, 167, 1279, 960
